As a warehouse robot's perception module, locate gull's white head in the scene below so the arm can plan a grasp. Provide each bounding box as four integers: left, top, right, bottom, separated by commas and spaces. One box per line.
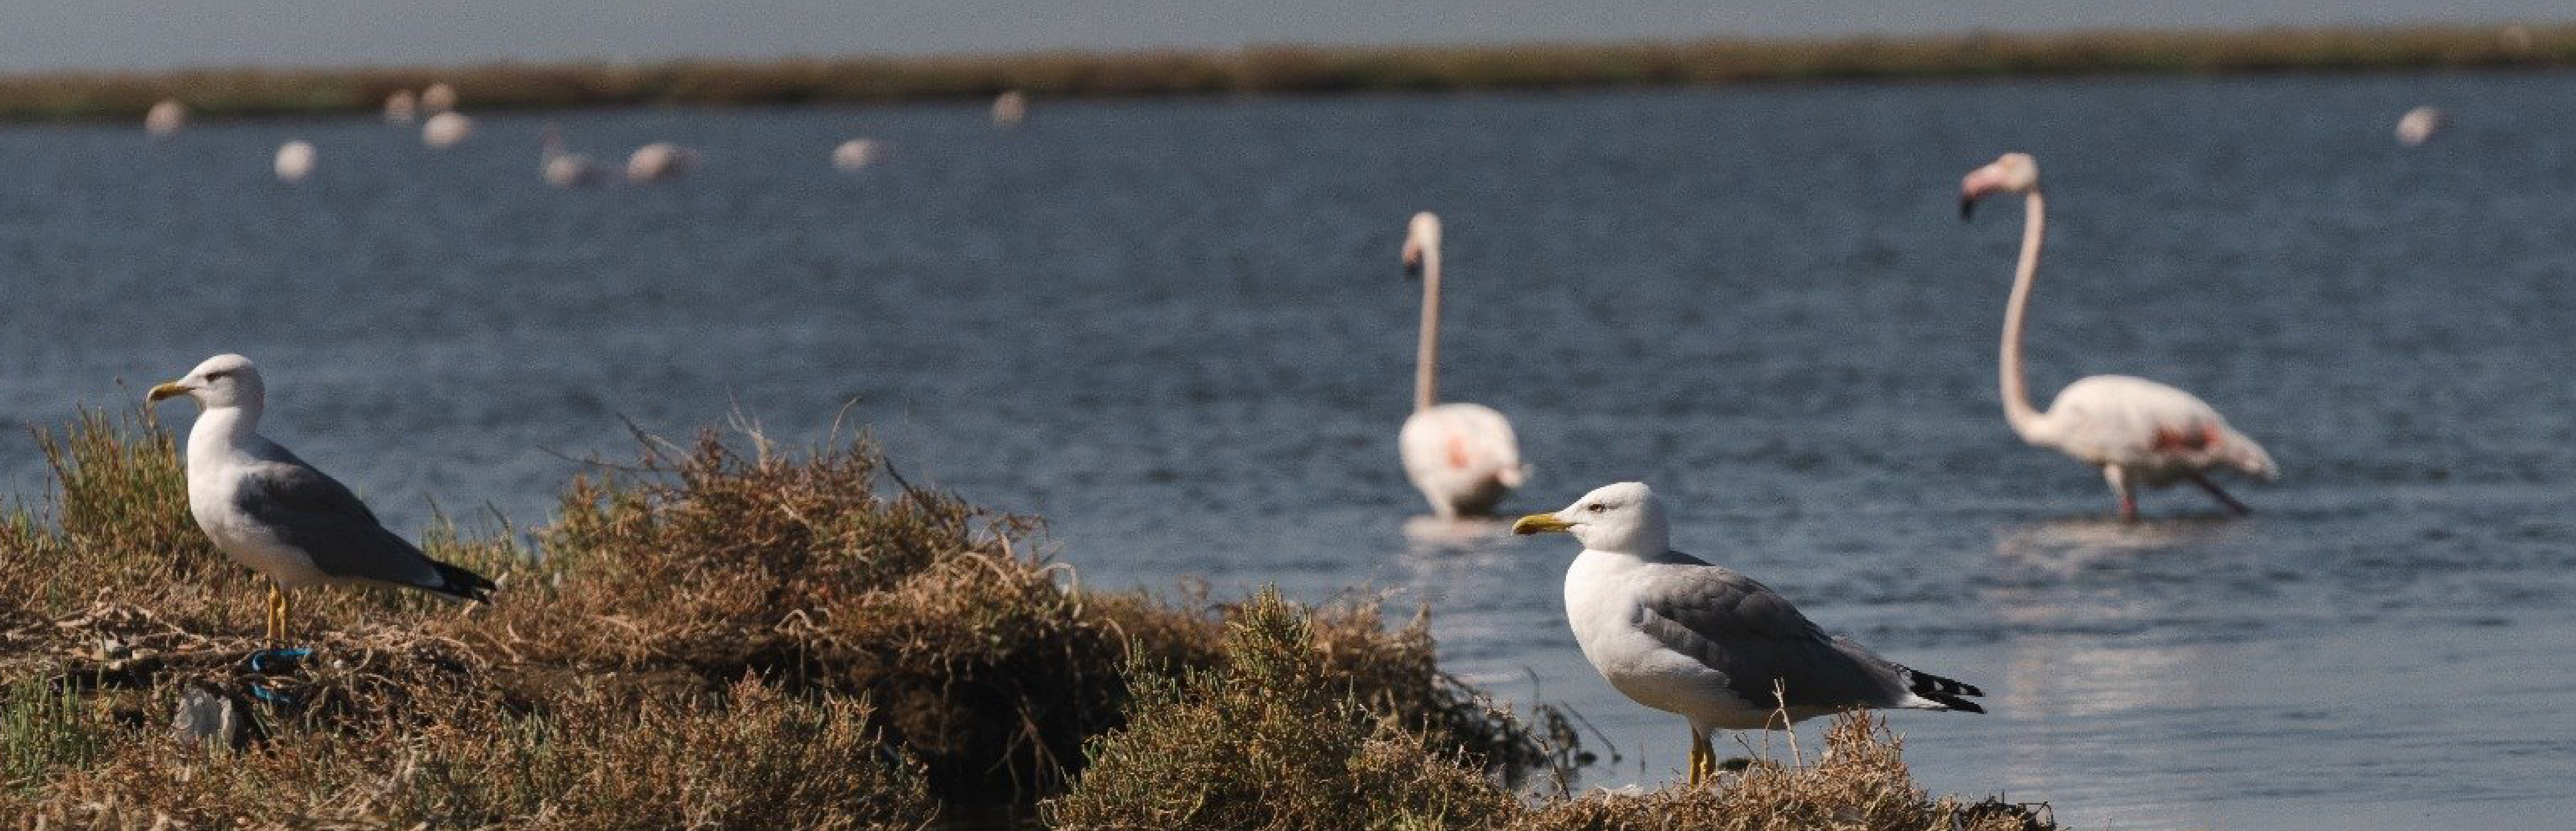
1511, 481, 1671, 555
1958, 152, 2040, 219
148, 353, 264, 410
1401, 211, 1441, 277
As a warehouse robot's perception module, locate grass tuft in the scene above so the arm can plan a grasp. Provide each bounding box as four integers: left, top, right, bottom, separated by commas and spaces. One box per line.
1505, 713, 2052, 831
1042, 587, 1521, 831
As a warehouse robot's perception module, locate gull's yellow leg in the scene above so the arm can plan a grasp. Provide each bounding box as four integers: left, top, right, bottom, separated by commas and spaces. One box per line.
277, 586, 293, 643
264, 582, 285, 643
1687, 728, 1714, 787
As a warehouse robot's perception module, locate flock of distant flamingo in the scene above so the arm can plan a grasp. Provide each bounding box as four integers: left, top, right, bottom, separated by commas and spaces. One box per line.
139, 84, 1034, 187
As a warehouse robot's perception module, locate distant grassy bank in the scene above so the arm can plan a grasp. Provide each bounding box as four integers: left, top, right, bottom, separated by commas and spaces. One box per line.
3, 23, 2572, 121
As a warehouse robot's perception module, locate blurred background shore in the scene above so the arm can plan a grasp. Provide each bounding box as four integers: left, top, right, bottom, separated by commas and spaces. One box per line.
4, 23, 2571, 121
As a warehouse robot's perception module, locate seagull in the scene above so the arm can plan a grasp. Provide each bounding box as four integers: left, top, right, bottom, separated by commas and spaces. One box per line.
1513, 482, 1983, 785
148, 354, 494, 641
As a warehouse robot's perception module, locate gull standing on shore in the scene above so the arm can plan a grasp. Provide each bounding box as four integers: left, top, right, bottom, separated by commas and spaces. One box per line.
148, 354, 494, 641
1515, 483, 1984, 785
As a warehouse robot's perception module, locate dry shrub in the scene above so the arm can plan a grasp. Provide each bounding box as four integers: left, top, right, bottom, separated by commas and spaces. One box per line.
1507, 713, 2052, 831
489, 427, 1019, 669
1043, 588, 1519, 831
2, 410, 239, 627
7, 676, 934, 831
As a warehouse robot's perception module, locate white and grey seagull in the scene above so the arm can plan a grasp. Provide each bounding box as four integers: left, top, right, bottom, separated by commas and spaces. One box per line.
148, 354, 494, 641
1513, 482, 1983, 785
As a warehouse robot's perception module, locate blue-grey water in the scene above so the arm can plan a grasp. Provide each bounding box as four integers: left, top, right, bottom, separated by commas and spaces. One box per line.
6, 72, 2575, 829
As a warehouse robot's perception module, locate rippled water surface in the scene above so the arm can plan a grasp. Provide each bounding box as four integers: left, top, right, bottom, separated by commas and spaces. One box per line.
6, 72, 2575, 829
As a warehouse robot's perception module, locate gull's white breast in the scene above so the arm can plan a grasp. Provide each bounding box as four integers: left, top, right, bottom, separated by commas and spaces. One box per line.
186, 454, 326, 589
1563, 550, 1757, 726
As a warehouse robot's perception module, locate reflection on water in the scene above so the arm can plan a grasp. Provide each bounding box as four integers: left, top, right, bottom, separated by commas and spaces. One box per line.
5, 71, 2576, 831
1989, 516, 2249, 579
1400, 514, 1519, 550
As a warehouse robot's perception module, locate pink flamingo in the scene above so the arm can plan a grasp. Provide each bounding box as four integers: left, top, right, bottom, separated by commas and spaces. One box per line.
1961, 153, 2276, 520
1398, 212, 1527, 518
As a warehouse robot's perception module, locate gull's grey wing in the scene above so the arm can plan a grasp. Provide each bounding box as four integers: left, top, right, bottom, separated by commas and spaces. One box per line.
231, 456, 451, 593
1628, 553, 1915, 712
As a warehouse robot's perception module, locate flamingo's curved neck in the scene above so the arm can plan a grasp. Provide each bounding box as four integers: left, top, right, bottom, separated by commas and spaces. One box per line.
2000, 190, 2048, 441
1415, 244, 1441, 413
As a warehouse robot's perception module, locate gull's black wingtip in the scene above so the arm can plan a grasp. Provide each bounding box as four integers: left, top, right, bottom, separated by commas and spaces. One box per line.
429, 560, 497, 603
1909, 668, 1986, 713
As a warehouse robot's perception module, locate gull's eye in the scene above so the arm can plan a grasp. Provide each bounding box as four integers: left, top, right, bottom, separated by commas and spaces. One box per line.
203, 370, 226, 381
1586, 503, 1606, 514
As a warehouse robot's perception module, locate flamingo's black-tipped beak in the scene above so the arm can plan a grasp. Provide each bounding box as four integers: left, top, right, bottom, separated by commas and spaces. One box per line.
1959, 196, 1976, 221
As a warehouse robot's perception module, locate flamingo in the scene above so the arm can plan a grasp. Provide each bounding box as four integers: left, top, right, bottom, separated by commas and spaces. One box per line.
144, 100, 186, 138
273, 140, 315, 183
422, 111, 474, 148
539, 123, 606, 187
626, 142, 696, 182
1397, 212, 1528, 518
383, 90, 418, 124
420, 83, 458, 114
991, 90, 1027, 127
1960, 153, 2276, 521
832, 139, 882, 171
2395, 106, 2446, 147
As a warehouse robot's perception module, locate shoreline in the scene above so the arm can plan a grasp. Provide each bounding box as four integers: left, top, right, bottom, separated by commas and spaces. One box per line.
2, 22, 2570, 122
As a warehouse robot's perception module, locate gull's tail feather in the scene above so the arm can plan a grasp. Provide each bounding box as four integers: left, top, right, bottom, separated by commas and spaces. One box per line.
425, 560, 497, 602
1903, 667, 1986, 713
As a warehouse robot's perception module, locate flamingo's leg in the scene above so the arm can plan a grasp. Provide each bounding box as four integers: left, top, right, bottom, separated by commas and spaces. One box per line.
2103, 465, 2137, 521
2189, 472, 2251, 515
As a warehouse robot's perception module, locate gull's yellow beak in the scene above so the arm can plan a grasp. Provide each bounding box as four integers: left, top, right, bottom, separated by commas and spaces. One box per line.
1511, 514, 1572, 535
146, 381, 192, 402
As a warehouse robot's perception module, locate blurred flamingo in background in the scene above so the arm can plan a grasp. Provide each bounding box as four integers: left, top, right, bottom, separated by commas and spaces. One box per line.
423, 111, 474, 148
420, 83, 458, 114
540, 123, 606, 187
991, 90, 1027, 127
144, 100, 186, 138
832, 139, 882, 171
273, 140, 315, 182
383, 90, 418, 124
626, 142, 696, 182
1396, 212, 1528, 518
2395, 106, 2446, 147
1960, 153, 2276, 521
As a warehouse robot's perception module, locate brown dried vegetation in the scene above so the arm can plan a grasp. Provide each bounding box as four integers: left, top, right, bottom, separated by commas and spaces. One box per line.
0, 410, 1557, 825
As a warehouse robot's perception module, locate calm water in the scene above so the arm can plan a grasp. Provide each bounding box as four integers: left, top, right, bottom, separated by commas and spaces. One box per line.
6, 72, 2575, 829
